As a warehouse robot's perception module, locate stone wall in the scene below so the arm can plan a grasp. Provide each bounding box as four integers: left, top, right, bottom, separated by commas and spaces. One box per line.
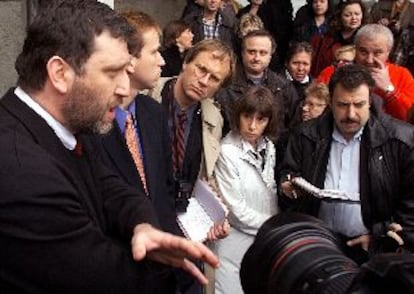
0, 0, 26, 94
115, 0, 185, 28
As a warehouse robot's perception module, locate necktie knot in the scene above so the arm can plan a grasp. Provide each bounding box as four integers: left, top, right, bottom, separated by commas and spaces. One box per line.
125, 112, 134, 128
178, 111, 187, 126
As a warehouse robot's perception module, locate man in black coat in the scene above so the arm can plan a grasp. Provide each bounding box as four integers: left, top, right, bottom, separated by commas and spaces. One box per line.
0, 1, 218, 293
280, 64, 414, 264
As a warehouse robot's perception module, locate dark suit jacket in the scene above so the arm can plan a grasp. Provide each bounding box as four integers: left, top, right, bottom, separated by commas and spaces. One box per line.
94, 94, 179, 235
160, 79, 203, 189
0, 88, 160, 293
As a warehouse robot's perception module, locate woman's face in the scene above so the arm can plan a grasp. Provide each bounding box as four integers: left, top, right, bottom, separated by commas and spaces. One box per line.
239, 112, 269, 147
341, 3, 363, 32
286, 51, 312, 82
312, 0, 328, 17
176, 28, 194, 50
302, 95, 327, 121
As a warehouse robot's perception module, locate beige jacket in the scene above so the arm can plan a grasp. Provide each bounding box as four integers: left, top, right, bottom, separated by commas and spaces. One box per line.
149, 77, 223, 181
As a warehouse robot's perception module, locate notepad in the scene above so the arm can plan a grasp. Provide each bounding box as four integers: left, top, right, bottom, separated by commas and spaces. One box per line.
177, 179, 228, 242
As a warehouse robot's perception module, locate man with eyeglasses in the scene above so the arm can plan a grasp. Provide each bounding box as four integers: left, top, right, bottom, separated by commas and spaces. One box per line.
155, 39, 235, 294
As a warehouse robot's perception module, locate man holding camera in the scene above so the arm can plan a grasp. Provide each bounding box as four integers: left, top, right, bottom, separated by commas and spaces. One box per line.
280, 64, 414, 264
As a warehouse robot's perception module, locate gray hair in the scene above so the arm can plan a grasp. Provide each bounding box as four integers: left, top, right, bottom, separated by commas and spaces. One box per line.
354, 24, 394, 50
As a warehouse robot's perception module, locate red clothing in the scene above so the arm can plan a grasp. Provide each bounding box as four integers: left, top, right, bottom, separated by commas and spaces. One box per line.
316, 63, 414, 122
310, 33, 340, 78
317, 65, 335, 84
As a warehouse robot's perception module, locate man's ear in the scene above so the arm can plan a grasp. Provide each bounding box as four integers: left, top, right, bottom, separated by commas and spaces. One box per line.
46, 56, 75, 94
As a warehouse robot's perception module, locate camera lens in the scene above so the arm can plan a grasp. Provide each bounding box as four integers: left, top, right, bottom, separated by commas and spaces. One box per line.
240, 212, 359, 294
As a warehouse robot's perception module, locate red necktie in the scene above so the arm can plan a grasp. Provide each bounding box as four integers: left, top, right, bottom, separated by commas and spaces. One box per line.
125, 112, 148, 195
173, 111, 188, 174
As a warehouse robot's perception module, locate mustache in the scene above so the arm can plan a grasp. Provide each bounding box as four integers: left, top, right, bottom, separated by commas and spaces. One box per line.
340, 118, 359, 124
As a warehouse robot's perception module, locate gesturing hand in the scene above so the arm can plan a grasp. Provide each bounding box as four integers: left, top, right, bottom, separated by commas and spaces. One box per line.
131, 223, 219, 285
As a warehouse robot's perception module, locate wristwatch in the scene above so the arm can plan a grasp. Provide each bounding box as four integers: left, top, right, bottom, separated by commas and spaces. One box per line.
385, 84, 395, 94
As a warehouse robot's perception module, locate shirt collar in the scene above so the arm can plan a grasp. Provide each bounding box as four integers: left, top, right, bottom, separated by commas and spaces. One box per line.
14, 87, 76, 150
241, 136, 267, 154
116, 100, 136, 135
285, 69, 310, 84
332, 124, 364, 144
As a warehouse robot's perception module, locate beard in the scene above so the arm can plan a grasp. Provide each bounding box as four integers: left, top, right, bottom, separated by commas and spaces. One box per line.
62, 78, 116, 135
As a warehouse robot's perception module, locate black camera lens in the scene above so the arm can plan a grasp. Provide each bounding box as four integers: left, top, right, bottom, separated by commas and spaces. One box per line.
240, 212, 359, 294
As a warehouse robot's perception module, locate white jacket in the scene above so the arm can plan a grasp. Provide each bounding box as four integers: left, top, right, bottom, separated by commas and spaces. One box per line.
215, 131, 278, 235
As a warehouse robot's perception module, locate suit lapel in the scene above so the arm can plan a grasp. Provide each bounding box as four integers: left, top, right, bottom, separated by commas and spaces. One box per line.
101, 121, 141, 188
135, 97, 158, 197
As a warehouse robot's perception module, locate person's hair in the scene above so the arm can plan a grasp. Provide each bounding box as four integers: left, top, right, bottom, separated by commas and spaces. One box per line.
329, 0, 368, 34
235, 13, 264, 39
121, 10, 161, 58
241, 29, 277, 54
286, 41, 313, 63
305, 82, 330, 105
162, 20, 191, 49
328, 63, 375, 97
231, 86, 282, 140
355, 24, 394, 51
15, 0, 137, 92
183, 39, 236, 87
334, 44, 355, 61
309, 0, 334, 19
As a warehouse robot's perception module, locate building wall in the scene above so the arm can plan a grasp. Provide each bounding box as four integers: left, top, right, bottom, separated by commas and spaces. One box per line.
0, 0, 26, 94
0, 0, 378, 94
115, 0, 185, 28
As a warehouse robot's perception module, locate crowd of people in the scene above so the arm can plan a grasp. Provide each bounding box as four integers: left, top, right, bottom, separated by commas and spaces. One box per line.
0, 0, 414, 293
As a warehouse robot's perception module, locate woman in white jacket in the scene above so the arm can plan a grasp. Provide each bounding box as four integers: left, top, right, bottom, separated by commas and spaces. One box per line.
213, 86, 281, 294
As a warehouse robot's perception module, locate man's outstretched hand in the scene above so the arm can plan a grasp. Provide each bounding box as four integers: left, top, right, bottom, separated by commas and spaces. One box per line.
131, 223, 219, 285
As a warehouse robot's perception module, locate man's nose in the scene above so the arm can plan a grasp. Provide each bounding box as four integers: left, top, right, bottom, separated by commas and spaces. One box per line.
347, 105, 356, 119
115, 71, 130, 99
158, 52, 166, 67
198, 73, 210, 86
366, 53, 375, 64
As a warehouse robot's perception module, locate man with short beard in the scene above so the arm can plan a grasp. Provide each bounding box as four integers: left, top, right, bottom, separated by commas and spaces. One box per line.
0, 1, 219, 293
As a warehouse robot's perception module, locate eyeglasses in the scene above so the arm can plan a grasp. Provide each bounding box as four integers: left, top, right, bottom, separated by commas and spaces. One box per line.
303, 101, 327, 109
193, 63, 221, 85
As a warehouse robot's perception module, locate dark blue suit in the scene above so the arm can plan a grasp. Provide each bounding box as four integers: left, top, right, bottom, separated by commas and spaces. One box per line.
95, 93, 178, 235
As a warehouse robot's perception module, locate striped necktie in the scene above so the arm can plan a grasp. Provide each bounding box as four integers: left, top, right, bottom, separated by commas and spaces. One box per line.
173, 110, 188, 174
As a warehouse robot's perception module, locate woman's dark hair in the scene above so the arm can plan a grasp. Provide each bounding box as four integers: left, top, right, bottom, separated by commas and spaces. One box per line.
329, 0, 368, 34
286, 41, 313, 63
231, 86, 282, 140
162, 20, 191, 49
15, 0, 137, 92
309, 0, 335, 19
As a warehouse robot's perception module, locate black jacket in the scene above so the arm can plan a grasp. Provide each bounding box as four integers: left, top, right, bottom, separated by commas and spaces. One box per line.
0, 88, 159, 293
279, 110, 414, 252
216, 65, 300, 136
183, 9, 236, 50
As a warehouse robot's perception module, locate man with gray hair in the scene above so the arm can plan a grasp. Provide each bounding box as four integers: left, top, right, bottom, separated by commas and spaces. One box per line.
354, 23, 414, 122
317, 24, 414, 122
